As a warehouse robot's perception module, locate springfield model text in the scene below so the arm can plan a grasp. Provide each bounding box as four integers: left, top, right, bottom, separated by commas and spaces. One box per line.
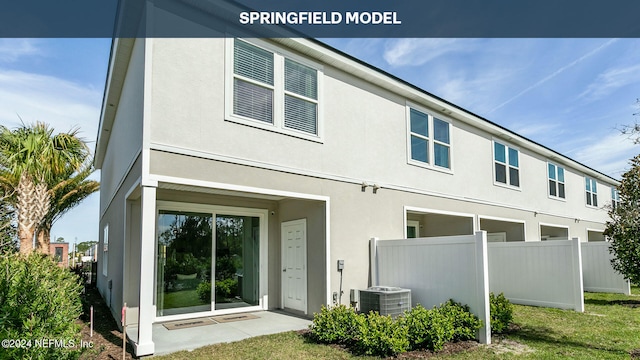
239, 11, 402, 25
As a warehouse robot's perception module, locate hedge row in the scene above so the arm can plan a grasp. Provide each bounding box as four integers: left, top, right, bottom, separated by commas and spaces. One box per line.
309, 294, 513, 357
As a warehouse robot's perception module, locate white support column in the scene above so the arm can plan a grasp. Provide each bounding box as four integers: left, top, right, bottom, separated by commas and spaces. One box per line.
475, 231, 491, 344
571, 237, 585, 312
134, 185, 156, 356
370, 237, 378, 287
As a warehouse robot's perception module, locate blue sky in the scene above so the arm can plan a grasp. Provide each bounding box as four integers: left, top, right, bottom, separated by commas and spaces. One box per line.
0, 38, 638, 246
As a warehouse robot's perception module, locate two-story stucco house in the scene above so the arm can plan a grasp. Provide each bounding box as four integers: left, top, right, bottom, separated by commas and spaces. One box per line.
95, 36, 619, 356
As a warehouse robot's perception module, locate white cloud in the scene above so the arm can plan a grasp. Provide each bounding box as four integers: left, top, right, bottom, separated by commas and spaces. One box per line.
579, 63, 640, 101
430, 67, 519, 114
382, 38, 475, 67
0, 39, 41, 63
570, 133, 638, 178
0, 69, 101, 146
487, 39, 618, 114
511, 122, 563, 139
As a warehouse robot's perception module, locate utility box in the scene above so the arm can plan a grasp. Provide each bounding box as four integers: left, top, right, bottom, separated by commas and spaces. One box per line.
359, 286, 411, 318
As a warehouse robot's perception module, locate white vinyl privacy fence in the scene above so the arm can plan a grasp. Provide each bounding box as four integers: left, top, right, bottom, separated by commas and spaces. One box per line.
487, 238, 584, 312
581, 242, 631, 295
370, 231, 491, 344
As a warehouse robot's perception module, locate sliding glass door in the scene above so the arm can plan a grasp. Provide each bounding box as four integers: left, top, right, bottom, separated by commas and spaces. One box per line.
156, 204, 263, 318
156, 211, 213, 316
214, 215, 260, 310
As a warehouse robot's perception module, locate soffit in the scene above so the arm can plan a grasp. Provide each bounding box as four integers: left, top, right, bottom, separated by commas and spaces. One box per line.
158, 182, 287, 201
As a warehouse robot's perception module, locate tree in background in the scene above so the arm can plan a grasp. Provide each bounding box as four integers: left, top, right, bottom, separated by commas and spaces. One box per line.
0, 122, 90, 254
605, 154, 640, 284
76, 240, 98, 253
619, 98, 640, 143
36, 162, 99, 253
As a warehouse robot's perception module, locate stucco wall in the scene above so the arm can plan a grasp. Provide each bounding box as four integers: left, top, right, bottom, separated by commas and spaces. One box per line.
146, 37, 613, 226
149, 150, 607, 311
99, 38, 145, 216
97, 155, 142, 325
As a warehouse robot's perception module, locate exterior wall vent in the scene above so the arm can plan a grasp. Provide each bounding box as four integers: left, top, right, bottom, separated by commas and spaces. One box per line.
359, 286, 411, 318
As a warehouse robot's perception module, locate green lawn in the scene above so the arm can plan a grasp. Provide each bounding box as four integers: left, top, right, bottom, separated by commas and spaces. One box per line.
162, 289, 205, 309
157, 287, 640, 360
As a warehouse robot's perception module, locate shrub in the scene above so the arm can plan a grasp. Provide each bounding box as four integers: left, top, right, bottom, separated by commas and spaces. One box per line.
402, 304, 454, 351
196, 281, 211, 302
0, 253, 83, 359
309, 300, 483, 356
215, 278, 238, 299
353, 311, 409, 357
438, 300, 483, 341
490, 292, 513, 334
309, 304, 361, 344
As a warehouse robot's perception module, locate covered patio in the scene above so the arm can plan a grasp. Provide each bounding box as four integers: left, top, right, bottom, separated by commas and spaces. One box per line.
123, 178, 329, 356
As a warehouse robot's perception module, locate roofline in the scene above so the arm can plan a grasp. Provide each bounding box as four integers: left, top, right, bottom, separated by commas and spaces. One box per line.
94, 37, 117, 169
94, 34, 619, 184
275, 37, 619, 184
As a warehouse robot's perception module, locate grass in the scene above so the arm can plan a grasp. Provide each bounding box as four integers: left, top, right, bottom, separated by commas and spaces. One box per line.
156, 287, 640, 360
155, 331, 377, 360
162, 289, 205, 309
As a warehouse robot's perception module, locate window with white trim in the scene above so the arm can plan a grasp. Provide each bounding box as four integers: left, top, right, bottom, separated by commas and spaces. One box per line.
102, 224, 109, 276
611, 187, 620, 209
548, 163, 565, 199
494, 141, 519, 187
228, 39, 321, 139
585, 177, 598, 207
408, 107, 451, 170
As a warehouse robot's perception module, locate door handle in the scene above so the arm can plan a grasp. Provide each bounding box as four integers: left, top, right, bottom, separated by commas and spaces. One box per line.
282, 268, 287, 272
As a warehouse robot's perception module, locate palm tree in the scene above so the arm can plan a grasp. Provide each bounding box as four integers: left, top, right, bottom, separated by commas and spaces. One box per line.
0, 123, 89, 254
0, 189, 16, 251
36, 162, 99, 253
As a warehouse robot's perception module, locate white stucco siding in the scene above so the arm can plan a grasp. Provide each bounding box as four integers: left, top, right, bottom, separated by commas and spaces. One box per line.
99, 38, 145, 215
146, 38, 613, 226
148, 151, 609, 310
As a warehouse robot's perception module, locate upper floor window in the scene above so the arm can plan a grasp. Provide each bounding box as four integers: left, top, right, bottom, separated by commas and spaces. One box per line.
548, 163, 565, 199
611, 187, 620, 209
407, 106, 451, 170
585, 177, 598, 207
227, 39, 322, 140
494, 141, 519, 187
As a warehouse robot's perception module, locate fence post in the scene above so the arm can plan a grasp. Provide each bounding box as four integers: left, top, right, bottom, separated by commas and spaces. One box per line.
571, 237, 585, 312
475, 231, 491, 344
370, 237, 378, 287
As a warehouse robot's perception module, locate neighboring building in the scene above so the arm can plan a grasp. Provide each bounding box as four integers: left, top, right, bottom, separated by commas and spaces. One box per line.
95, 36, 618, 356
50, 242, 69, 268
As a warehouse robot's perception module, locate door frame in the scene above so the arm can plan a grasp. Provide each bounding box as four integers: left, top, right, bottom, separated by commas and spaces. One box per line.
154, 201, 269, 322
281, 218, 308, 314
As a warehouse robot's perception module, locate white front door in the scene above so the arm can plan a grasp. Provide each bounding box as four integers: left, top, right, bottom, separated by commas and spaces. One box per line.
281, 219, 307, 313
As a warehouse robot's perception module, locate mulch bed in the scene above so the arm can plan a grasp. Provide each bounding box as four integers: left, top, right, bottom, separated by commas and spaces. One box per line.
78, 286, 137, 360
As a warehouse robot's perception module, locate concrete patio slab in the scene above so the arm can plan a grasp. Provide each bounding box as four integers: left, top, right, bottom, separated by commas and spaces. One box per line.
126, 311, 311, 356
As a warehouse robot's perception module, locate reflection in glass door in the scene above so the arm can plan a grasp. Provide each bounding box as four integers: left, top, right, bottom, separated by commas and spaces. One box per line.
214, 215, 260, 310
156, 211, 212, 316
